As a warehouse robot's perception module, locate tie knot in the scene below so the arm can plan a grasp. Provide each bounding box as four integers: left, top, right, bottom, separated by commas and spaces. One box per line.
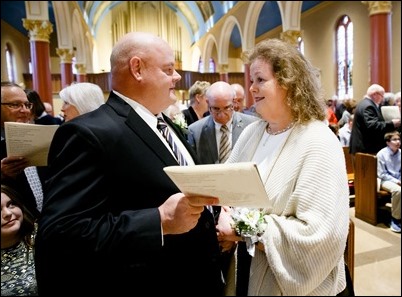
157, 117, 167, 131
221, 124, 228, 132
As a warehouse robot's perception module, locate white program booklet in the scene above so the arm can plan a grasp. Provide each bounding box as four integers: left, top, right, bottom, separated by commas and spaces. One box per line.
163, 162, 269, 207
381, 106, 401, 121
4, 122, 59, 166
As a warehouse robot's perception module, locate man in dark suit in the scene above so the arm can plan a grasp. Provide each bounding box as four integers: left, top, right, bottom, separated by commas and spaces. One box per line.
35, 32, 224, 296
187, 81, 258, 165
349, 84, 400, 162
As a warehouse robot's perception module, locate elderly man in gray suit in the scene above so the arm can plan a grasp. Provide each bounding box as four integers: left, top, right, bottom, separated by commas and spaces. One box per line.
187, 81, 257, 283
187, 81, 258, 165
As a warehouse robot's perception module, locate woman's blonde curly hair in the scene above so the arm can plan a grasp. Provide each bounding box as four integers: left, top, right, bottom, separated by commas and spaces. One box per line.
242, 38, 326, 124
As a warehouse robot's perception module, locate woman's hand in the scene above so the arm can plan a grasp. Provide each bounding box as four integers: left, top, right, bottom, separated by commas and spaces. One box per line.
216, 206, 242, 251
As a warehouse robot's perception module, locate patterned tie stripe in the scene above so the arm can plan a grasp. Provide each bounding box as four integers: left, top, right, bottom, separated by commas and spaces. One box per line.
157, 117, 188, 166
24, 166, 43, 212
219, 124, 230, 163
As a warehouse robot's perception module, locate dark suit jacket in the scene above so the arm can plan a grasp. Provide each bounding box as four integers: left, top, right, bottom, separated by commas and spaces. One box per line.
35, 114, 63, 125
187, 112, 258, 164
182, 105, 199, 126
35, 92, 223, 295
349, 97, 396, 154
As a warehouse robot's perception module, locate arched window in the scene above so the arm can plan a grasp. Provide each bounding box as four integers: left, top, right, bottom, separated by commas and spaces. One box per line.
298, 36, 304, 55
209, 58, 216, 73
198, 57, 216, 73
336, 15, 353, 99
198, 57, 204, 73
5, 43, 15, 82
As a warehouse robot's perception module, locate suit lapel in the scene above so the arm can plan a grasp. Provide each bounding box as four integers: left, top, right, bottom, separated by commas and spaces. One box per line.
201, 117, 218, 162
232, 113, 244, 145
163, 114, 200, 164
106, 95, 178, 166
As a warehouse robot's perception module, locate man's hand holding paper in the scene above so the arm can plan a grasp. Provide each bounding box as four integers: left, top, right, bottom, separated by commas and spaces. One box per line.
163, 162, 269, 208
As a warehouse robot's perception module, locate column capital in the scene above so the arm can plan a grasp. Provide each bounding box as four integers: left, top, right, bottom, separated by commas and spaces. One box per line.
22, 19, 53, 42
56, 48, 74, 63
75, 63, 86, 75
362, 1, 392, 16
218, 64, 228, 74
280, 30, 302, 47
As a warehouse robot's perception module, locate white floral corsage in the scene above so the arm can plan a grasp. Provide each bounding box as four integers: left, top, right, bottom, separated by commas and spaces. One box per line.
172, 113, 188, 134
231, 207, 269, 256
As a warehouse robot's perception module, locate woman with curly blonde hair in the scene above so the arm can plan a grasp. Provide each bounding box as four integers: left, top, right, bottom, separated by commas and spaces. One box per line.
217, 38, 350, 296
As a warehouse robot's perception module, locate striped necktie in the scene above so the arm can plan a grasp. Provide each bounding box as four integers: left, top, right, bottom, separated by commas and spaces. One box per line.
157, 117, 188, 166
219, 124, 231, 163
24, 166, 43, 212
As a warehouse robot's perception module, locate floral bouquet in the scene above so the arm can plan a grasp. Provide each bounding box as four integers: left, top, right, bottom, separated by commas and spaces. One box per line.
231, 207, 269, 256
172, 113, 188, 135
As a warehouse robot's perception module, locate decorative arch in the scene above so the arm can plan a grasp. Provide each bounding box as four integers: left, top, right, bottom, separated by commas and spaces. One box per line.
202, 34, 218, 73
243, 1, 265, 51
52, 1, 72, 48
219, 15, 242, 65
72, 9, 86, 64
277, 1, 302, 32
191, 45, 202, 72
85, 32, 94, 73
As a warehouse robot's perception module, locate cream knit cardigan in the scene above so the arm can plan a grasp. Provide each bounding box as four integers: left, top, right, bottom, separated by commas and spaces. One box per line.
224, 119, 350, 296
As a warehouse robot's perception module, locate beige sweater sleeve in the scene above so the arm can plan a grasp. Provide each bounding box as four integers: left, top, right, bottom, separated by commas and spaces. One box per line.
227, 120, 350, 295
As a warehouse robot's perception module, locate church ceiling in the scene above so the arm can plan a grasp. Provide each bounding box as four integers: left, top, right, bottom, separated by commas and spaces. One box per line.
2, 1, 322, 46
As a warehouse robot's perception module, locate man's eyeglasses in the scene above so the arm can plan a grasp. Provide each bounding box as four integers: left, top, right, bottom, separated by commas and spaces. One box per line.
1, 102, 34, 110
209, 104, 234, 114
390, 138, 401, 142
233, 98, 244, 104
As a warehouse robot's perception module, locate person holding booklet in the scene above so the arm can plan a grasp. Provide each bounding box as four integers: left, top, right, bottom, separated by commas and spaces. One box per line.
35, 32, 224, 296
1, 82, 32, 178
1, 82, 41, 217
215, 39, 351, 295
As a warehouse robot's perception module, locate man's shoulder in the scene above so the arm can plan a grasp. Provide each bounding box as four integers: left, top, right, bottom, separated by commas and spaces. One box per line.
236, 112, 259, 123
182, 108, 191, 116
188, 116, 211, 130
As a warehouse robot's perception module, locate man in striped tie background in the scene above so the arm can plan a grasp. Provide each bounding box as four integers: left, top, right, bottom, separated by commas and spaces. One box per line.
186, 81, 258, 282
187, 81, 258, 165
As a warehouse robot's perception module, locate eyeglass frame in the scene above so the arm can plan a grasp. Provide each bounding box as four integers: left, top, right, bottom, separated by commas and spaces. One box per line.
1, 102, 34, 110
209, 104, 234, 114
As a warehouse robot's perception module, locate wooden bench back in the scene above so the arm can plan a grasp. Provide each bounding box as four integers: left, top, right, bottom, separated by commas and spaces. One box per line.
354, 152, 391, 225
343, 146, 354, 174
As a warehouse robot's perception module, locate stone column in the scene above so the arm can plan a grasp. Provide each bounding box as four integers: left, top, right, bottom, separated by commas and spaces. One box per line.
75, 64, 87, 82
244, 63, 253, 109
218, 64, 229, 82
363, 1, 392, 91
56, 48, 74, 88
22, 19, 53, 104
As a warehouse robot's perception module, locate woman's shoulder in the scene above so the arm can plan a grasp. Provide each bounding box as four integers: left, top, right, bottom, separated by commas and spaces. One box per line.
293, 120, 341, 148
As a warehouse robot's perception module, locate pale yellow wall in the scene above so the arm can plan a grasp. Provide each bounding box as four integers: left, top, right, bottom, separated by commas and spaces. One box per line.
302, 1, 400, 99
50, 57, 60, 74
302, 1, 371, 101
93, 10, 113, 73
1, 20, 30, 85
